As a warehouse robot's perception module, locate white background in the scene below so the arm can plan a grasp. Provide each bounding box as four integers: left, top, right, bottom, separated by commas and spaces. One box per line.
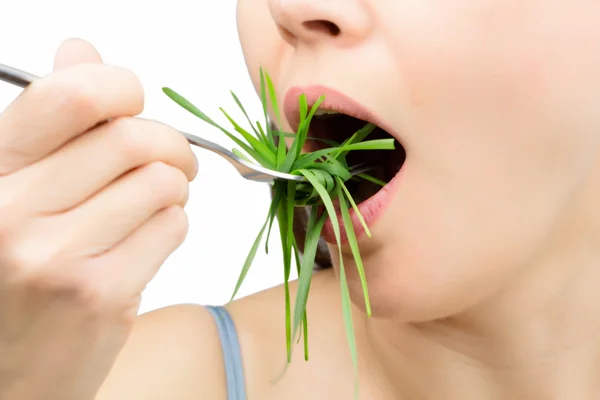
0, 0, 293, 314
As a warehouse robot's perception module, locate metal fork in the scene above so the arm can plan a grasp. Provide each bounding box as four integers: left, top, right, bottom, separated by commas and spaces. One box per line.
0, 63, 370, 183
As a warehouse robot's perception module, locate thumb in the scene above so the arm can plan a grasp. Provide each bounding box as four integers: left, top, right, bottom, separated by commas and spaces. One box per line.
53, 38, 103, 70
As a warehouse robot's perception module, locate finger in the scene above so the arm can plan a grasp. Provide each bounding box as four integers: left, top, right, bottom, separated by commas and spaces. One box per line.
0, 63, 144, 175
54, 161, 189, 256
90, 205, 188, 299
2, 206, 188, 313
53, 38, 104, 70
5, 117, 198, 213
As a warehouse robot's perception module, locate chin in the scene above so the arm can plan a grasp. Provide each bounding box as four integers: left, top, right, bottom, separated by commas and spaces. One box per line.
333, 235, 515, 324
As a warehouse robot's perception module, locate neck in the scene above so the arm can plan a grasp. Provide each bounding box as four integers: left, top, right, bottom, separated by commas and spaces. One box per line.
364, 191, 600, 399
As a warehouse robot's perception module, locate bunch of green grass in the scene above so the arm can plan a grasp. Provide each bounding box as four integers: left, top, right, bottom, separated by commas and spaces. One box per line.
163, 69, 394, 395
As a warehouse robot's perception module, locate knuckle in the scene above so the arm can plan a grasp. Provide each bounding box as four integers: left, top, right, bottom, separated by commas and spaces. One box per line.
5, 236, 58, 273
110, 117, 148, 160
34, 73, 99, 120
118, 67, 145, 114
169, 124, 190, 148
146, 162, 189, 206
168, 129, 197, 180
6, 246, 112, 313
22, 270, 108, 313
0, 192, 18, 235
63, 279, 108, 313
165, 206, 189, 243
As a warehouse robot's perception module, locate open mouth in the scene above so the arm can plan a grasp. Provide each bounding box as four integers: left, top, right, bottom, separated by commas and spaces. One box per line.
283, 85, 407, 242
306, 109, 406, 205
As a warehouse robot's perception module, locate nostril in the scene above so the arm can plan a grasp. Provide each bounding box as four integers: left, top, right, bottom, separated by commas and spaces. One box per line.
302, 20, 341, 36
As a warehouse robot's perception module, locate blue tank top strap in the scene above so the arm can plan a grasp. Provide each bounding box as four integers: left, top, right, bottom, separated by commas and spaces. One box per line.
205, 305, 247, 400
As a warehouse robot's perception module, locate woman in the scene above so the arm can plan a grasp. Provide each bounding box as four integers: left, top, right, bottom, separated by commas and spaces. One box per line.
1, 1, 599, 399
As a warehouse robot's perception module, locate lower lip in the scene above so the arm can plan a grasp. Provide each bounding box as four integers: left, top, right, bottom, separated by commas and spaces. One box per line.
320, 165, 404, 245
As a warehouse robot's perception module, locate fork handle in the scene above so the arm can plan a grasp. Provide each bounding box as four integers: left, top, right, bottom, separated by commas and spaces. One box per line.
0, 63, 37, 88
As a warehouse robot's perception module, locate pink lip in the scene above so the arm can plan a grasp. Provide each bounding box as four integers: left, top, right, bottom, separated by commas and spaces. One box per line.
320, 166, 404, 246
282, 85, 405, 245
283, 85, 402, 145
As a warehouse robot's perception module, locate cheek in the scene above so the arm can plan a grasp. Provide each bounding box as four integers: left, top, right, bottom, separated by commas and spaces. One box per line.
237, 0, 270, 88
360, 3, 600, 319
237, 0, 290, 123
394, 1, 600, 235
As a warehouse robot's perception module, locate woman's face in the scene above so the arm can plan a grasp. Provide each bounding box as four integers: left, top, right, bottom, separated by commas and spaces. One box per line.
236, 0, 600, 321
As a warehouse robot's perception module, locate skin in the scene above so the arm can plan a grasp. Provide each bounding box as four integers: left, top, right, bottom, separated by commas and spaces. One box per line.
1, 0, 600, 399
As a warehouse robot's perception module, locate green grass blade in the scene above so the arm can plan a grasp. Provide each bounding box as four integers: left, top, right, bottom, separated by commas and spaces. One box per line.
164, 71, 396, 399
286, 181, 297, 277
229, 215, 269, 302
291, 147, 342, 170
260, 67, 268, 123
271, 207, 323, 383
298, 94, 308, 127
332, 123, 377, 159
279, 94, 314, 173
277, 195, 293, 362
337, 178, 372, 316
339, 180, 371, 238
337, 138, 395, 152
289, 95, 311, 155
274, 130, 340, 148
339, 259, 359, 399
302, 306, 309, 360
307, 160, 352, 181
304, 169, 335, 194
282, 181, 296, 361
356, 173, 387, 187
257, 121, 267, 141
292, 170, 343, 331
290, 236, 310, 359
163, 87, 264, 164
297, 169, 360, 399
265, 185, 283, 253
265, 72, 283, 130
290, 136, 394, 172
220, 108, 276, 167
230, 90, 263, 141
280, 138, 300, 174
298, 170, 342, 262
272, 93, 332, 171
162, 87, 219, 127
290, 207, 326, 346
232, 148, 252, 163
285, 181, 297, 358
293, 96, 325, 160
276, 133, 287, 170
259, 68, 276, 149
324, 153, 354, 176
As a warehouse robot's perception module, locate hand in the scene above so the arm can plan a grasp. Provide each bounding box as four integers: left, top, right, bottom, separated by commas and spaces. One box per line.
0, 39, 198, 400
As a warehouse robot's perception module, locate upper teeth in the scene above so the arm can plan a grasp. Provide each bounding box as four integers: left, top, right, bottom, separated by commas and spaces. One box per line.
314, 110, 341, 116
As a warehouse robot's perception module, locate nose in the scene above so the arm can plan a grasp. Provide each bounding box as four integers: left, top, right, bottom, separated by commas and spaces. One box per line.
268, 0, 372, 46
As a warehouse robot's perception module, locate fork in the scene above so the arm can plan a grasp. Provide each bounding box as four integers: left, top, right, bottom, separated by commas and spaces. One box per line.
1, 63, 377, 183
0, 63, 311, 183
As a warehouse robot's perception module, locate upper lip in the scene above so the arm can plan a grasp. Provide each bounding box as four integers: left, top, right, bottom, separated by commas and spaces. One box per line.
282, 85, 400, 144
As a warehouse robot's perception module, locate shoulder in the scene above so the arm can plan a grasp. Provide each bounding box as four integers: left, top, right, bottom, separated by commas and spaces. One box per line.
226, 269, 358, 399
96, 304, 228, 400
226, 267, 341, 337
96, 269, 351, 400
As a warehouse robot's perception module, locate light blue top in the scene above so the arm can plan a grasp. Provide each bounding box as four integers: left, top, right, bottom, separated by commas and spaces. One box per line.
205, 305, 247, 400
